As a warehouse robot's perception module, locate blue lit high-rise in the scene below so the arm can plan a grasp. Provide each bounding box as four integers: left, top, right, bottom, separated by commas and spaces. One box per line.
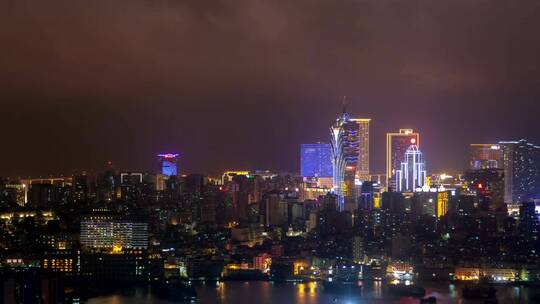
157, 153, 179, 176
300, 143, 333, 178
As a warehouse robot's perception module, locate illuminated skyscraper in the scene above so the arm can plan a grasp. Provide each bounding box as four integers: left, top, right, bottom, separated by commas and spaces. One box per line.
330, 107, 370, 211
157, 153, 179, 176
395, 145, 426, 192
331, 112, 349, 211
470, 144, 503, 170
386, 129, 420, 190
351, 118, 371, 181
300, 143, 333, 178
499, 140, 540, 204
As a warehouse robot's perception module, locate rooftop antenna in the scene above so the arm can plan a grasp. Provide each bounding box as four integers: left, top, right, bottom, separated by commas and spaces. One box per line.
342, 96, 347, 114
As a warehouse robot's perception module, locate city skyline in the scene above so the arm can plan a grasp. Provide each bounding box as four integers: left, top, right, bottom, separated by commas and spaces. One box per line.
2, 1, 540, 303
2, 127, 540, 179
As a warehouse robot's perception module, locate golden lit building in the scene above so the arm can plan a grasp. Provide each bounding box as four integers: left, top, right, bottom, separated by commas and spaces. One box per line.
437, 191, 449, 218
453, 267, 518, 282
42, 251, 78, 275
350, 118, 371, 181
221, 171, 250, 184
43, 258, 74, 273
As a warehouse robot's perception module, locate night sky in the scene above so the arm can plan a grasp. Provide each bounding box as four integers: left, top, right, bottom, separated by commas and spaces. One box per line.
1, 0, 540, 177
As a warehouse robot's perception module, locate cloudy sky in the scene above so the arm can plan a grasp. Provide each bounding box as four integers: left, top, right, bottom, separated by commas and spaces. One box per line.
1, 0, 540, 177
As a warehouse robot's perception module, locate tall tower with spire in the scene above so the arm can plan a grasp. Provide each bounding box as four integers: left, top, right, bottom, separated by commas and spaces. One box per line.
330, 99, 371, 211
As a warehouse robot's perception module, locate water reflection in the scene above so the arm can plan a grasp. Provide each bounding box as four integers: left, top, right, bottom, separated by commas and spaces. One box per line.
445, 283, 455, 298
85, 281, 537, 304
373, 281, 382, 298
295, 282, 317, 295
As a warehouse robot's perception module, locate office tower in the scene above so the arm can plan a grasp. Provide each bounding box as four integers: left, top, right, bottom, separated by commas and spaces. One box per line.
28, 183, 52, 207
73, 172, 94, 203
386, 129, 420, 190
300, 143, 333, 178
463, 169, 505, 211
351, 118, 371, 181
80, 213, 148, 250
200, 195, 217, 224
411, 191, 438, 217
96, 170, 118, 202
260, 191, 281, 227
470, 144, 503, 170
153, 174, 167, 192
119, 172, 146, 202
395, 145, 427, 192
381, 191, 406, 214
330, 108, 370, 211
359, 182, 375, 210
157, 153, 179, 177
437, 191, 449, 218
230, 175, 250, 223
499, 140, 540, 204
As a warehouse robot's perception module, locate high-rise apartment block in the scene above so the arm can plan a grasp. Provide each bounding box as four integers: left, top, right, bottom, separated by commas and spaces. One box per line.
499, 140, 540, 204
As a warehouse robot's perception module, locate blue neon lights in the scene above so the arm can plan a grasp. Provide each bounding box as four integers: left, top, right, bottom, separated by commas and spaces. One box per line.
300, 143, 333, 178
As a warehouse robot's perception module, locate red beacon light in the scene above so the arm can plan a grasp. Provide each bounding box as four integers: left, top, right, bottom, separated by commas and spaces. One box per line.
410, 138, 417, 144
